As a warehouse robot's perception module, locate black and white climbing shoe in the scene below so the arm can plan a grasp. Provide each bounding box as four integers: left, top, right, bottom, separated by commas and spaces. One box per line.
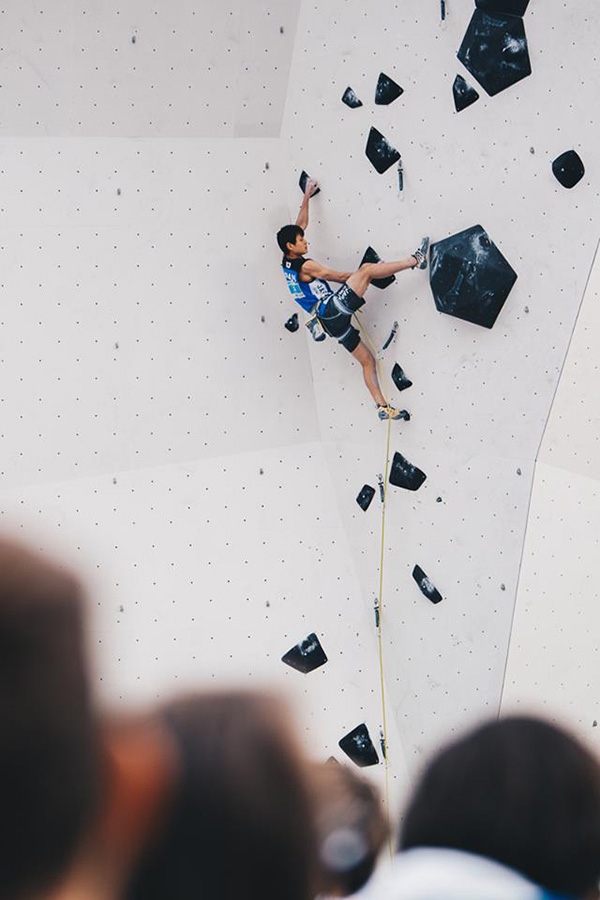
412, 236, 430, 270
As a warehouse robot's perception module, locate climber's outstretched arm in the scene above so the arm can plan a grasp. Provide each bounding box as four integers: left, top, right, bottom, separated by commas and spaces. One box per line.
302, 259, 353, 284
295, 178, 319, 229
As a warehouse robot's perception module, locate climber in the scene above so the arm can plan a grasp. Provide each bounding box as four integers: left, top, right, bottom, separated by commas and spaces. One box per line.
277, 178, 429, 421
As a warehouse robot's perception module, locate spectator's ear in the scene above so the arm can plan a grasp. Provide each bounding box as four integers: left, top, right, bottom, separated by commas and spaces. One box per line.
94, 718, 180, 884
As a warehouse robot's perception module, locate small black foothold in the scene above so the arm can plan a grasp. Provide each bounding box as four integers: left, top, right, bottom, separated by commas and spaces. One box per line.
436, 496, 443, 503
517, 468, 522, 475
365, 127, 401, 175
524, 306, 529, 313
530, 147, 535, 154
115, 342, 119, 349
356, 484, 376, 511
389, 452, 427, 491
452, 75, 479, 112
594, 720, 598, 728
501, 583, 506, 591
116, 187, 121, 195
259, 468, 264, 475
412, 565, 443, 604
360, 246, 396, 289
552, 150, 585, 189
280, 25, 284, 33
266, 600, 270, 608
281, 633, 328, 674
339, 724, 379, 768
342, 87, 363, 109
375, 72, 404, 106
113, 477, 117, 485
265, 161, 270, 170
391, 363, 413, 392
131, 35, 136, 44
299, 170, 320, 195
260, 315, 265, 323
285, 312, 299, 332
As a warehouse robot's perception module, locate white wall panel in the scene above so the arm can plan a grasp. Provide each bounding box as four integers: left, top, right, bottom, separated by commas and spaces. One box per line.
0, 0, 597, 801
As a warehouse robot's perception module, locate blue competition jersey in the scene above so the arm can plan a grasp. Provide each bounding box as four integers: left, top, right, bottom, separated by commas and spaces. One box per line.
281, 256, 334, 313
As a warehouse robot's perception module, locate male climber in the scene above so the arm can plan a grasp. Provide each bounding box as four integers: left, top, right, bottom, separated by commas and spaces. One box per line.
277, 179, 429, 421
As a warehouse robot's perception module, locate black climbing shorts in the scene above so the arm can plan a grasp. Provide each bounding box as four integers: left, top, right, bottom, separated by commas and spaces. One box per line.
319, 283, 364, 353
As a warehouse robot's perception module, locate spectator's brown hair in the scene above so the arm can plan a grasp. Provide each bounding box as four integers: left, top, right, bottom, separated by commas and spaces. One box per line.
0, 536, 99, 899
126, 690, 318, 900
310, 762, 388, 896
400, 716, 600, 898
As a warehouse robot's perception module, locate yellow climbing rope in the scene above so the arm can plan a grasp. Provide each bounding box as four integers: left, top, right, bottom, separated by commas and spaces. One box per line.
353, 311, 395, 857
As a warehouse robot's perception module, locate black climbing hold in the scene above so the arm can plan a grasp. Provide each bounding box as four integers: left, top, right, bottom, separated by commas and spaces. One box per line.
375, 72, 403, 106
299, 170, 320, 195
453, 75, 480, 112
389, 452, 427, 491
360, 246, 396, 289
552, 150, 585, 189
365, 127, 401, 175
457, 9, 532, 97
342, 86, 363, 109
281, 633, 328, 674
475, 0, 530, 15
338, 723, 379, 768
285, 312, 299, 332
356, 484, 376, 512
391, 363, 412, 392
429, 224, 517, 329
399, 410, 410, 422
412, 565, 443, 604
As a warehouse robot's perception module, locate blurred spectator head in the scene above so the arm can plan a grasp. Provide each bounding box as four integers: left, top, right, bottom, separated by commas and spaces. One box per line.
400, 715, 600, 898
310, 761, 388, 896
0, 536, 99, 899
126, 690, 317, 900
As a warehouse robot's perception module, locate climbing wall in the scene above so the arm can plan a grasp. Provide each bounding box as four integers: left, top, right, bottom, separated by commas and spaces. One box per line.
0, 0, 597, 809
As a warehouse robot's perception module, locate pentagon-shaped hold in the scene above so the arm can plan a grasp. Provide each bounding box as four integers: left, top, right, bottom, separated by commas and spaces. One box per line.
375, 72, 404, 106
429, 225, 517, 329
338, 724, 379, 768
413, 565, 443, 604
457, 9, 532, 97
475, 0, 530, 15
552, 150, 585, 189
360, 246, 396, 289
389, 452, 427, 491
299, 170, 320, 196
453, 75, 480, 112
281, 633, 328, 674
342, 86, 363, 109
284, 312, 299, 332
391, 363, 413, 392
356, 484, 376, 512
365, 128, 400, 175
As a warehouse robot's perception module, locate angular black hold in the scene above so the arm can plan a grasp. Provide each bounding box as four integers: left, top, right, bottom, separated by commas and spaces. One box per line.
375, 72, 404, 106
299, 170, 320, 195
389, 452, 427, 491
457, 9, 532, 97
453, 75, 480, 112
360, 246, 396, 289
365, 127, 401, 175
475, 0, 530, 15
412, 565, 443, 604
552, 150, 585, 189
285, 312, 299, 332
429, 224, 517, 329
342, 86, 363, 109
338, 723, 379, 768
356, 484, 376, 512
281, 633, 328, 674
391, 363, 413, 392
